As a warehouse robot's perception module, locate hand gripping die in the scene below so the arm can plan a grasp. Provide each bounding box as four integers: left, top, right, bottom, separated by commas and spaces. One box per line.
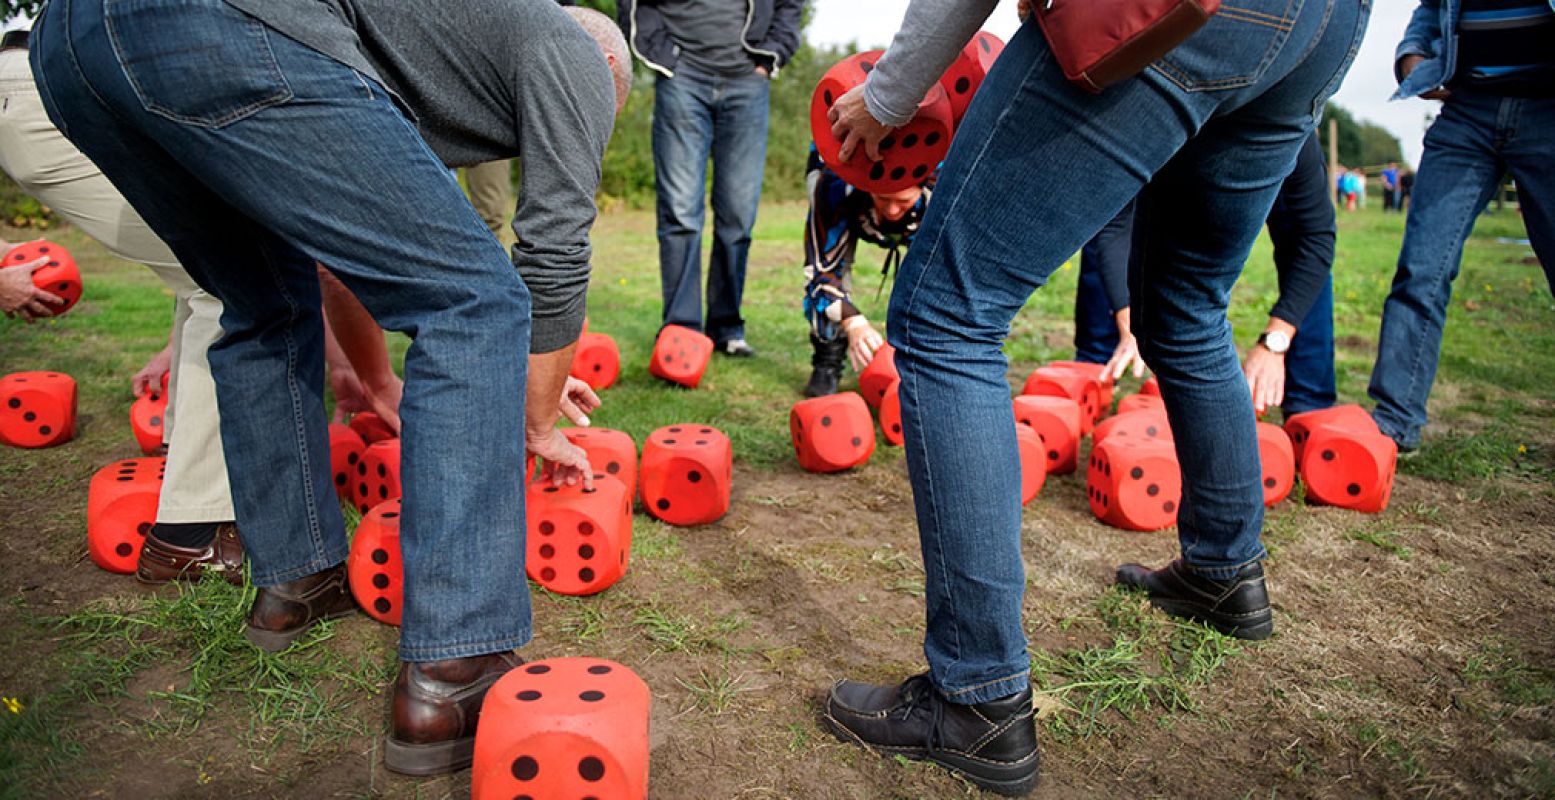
938, 31, 1005, 126
87, 457, 165, 573
1022, 364, 1106, 433
1301, 423, 1397, 513
640, 424, 732, 526
649, 325, 714, 389
347, 498, 403, 625
0, 371, 76, 448
790, 392, 875, 473
329, 423, 367, 504
1091, 408, 1172, 449
527, 473, 632, 595
562, 427, 638, 498
1015, 423, 1047, 505
130, 389, 168, 455
1283, 403, 1377, 464
1256, 421, 1296, 507
5, 240, 82, 315
1011, 394, 1082, 475
351, 438, 402, 515
811, 51, 955, 194
569, 332, 621, 391
879, 379, 904, 446
1087, 437, 1181, 532
858, 344, 898, 410
472, 658, 650, 800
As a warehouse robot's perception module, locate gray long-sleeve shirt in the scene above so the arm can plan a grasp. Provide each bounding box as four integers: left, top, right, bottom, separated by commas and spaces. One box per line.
863, 0, 1000, 126
223, 0, 615, 353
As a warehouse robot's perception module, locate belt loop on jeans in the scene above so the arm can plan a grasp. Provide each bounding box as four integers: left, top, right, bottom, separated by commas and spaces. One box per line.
0, 30, 28, 52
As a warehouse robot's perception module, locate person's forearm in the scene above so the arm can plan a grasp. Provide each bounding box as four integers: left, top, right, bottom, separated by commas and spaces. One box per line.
526, 346, 577, 438
864, 0, 1001, 126
318, 266, 399, 396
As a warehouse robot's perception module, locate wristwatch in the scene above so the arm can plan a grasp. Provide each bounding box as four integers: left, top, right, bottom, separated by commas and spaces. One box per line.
1257, 330, 1291, 355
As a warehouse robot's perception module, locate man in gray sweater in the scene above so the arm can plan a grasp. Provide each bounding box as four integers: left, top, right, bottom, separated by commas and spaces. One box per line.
32, 0, 630, 776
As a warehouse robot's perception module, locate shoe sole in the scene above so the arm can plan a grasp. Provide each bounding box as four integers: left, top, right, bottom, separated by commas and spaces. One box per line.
821, 713, 1039, 797
244, 607, 356, 653
383, 733, 475, 776
1150, 597, 1274, 641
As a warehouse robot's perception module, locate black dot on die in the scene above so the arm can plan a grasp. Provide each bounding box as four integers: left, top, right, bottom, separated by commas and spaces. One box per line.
955, 76, 971, 94
1048, 450, 1060, 461
372, 573, 390, 589
824, 89, 834, 106
539, 521, 555, 535
902, 133, 919, 149
383, 511, 399, 519
540, 544, 555, 559
373, 598, 391, 614
579, 521, 595, 535
1131, 467, 1144, 479
372, 548, 389, 565
517, 690, 542, 701
541, 566, 556, 582
377, 464, 387, 478
579, 756, 605, 781
23, 411, 35, 422
580, 690, 604, 702
357, 462, 367, 476
579, 567, 596, 583
38, 425, 50, 435
1264, 477, 1276, 488
579, 544, 595, 560
347, 452, 359, 465
980, 36, 991, 52
664, 439, 677, 446
880, 135, 895, 151
526, 664, 551, 674
656, 498, 670, 511
890, 167, 906, 180
137, 522, 152, 536
116, 543, 133, 557
891, 424, 901, 433
1322, 450, 1335, 461
336, 473, 347, 486
869, 163, 885, 180
1147, 484, 1160, 497
149, 416, 162, 427
851, 437, 862, 447
511, 756, 539, 781
588, 665, 612, 675
607, 462, 621, 474
359, 482, 369, 496
926, 131, 941, 147
1164, 501, 1176, 513
687, 470, 702, 483
1346, 483, 1361, 496
8, 398, 21, 409
913, 165, 928, 179
860, 60, 874, 73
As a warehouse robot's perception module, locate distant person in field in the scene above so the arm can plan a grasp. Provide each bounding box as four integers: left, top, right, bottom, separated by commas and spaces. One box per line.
1382, 161, 1401, 211
1369, 0, 1554, 454
32, 0, 630, 777
801, 146, 932, 397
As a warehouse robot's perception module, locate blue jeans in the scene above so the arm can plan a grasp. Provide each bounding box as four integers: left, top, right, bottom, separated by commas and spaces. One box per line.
1073, 200, 1135, 363
1282, 276, 1335, 416
1369, 88, 1555, 449
33, 0, 533, 662
652, 68, 769, 344
888, 1, 1368, 703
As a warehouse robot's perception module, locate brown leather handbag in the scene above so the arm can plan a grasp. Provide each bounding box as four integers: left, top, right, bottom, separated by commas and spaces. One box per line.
1035, 0, 1220, 93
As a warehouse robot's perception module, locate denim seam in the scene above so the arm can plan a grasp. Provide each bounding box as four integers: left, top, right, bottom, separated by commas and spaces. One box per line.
1183, 553, 1266, 578
1217, 7, 1294, 29
943, 670, 1029, 698
399, 632, 532, 660
1154, 0, 1298, 92
1306, 0, 1370, 121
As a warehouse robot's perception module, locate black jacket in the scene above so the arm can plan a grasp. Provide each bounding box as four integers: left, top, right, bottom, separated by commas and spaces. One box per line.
617, 0, 804, 77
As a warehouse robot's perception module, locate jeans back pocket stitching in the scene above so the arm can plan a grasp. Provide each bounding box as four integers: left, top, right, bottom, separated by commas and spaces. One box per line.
1154, 0, 1301, 92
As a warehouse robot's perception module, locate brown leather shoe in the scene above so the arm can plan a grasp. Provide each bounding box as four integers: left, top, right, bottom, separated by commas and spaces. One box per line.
384, 652, 525, 776
244, 562, 356, 652
135, 523, 245, 586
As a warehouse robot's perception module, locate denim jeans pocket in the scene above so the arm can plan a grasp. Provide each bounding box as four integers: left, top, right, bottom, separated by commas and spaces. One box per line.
1151, 0, 1303, 92
104, 0, 292, 128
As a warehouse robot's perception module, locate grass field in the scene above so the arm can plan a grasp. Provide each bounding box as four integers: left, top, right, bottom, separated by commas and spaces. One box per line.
1, 200, 1553, 799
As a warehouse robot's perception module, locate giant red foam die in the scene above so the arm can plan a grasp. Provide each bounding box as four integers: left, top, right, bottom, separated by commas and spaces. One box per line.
1140, 376, 1161, 397
648, 325, 713, 389
563, 427, 638, 498
1256, 421, 1296, 507
811, 50, 955, 193
879, 379, 904, 446
1086, 437, 1181, 531
1022, 365, 1105, 432
472, 658, 650, 800
1012, 394, 1082, 475
858, 344, 898, 409
1048, 359, 1116, 410
329, 423, 367, 504
87, 457, 165, 573
790, 392, 876, 473
1015, 423, 1047, 505
1117, 393, 1166, 417
348, 411, 396, 444
0, 370, 76, 448
570, 332, 621, 391
1091, 408, 1173, 449
1301, 423, 1397, 513
351, 439, 402, 515
129, 389, 168, 455
347, 498, 403, 625
1283, 403, 1377, 464
527, 474, 632, 596
640, 424, 732, 526
938, 31, 1005, 126
5, 240, 82, 315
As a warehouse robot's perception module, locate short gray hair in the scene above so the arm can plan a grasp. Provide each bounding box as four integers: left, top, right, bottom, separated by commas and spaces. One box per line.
565, 7, 633, 114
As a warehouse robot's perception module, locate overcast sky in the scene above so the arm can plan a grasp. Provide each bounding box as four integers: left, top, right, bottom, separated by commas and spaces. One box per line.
807, 0, 1436, 167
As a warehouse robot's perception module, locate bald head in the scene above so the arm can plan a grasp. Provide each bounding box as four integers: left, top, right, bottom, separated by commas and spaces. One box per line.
565, 6, 633, 115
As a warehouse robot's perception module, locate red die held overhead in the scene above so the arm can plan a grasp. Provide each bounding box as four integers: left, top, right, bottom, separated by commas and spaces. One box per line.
811, 50, 954, 194
938, 31, 1005, 126
0, 370, 76, 448
6, 240, 82, 315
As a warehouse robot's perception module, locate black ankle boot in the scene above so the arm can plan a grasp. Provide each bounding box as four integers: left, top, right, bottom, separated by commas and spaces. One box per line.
1115, 559, 1273, 640
824, 673, 1040, 796
804, 333, 847, 398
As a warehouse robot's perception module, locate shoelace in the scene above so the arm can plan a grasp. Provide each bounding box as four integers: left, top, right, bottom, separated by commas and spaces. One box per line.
893, 674, 947, 755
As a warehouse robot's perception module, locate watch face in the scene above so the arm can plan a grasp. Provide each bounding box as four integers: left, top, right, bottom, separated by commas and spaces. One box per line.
1265, 331, 1291, 354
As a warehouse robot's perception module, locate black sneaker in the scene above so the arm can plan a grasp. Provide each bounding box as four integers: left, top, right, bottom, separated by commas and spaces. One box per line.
716, 338, 756, 357
1115, 559, 1273, 640
824, 673, 1040, 797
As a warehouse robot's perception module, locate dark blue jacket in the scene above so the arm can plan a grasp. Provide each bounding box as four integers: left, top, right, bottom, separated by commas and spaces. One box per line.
617, 0, 804, 77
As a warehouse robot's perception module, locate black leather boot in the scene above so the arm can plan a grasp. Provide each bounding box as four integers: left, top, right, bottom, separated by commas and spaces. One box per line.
824, 673, 1040, 796
803, 333, 847, 398
1115, 559, 1274, 640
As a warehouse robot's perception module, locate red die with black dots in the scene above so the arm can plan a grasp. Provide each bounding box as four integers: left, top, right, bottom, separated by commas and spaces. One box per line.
640, 424, 732, 526
1300, 423, 1397, 514
1256, 421, 1296, 507
329, 423, 367, 504
87, 457, 165, 573
562, 427, 638, 499
1015, 422, 1047, 505
5, 239, 82, 315
569, 331, 621, 391
858, 344, 898, 410
1087, 436, 1181, 532
810, 50, 954, 194
526, 473, 632, 596
790, 391, 875, 473
352, 439, 402, 515
938, 31, 1005, 126
130, 388, 168, 455
1282, 403, 1376, 464
1091, 408, 1173, 449
648, 324, 713, 389
472, 657, 650, 800
348, 411, 397, 445
878, 378, 904, 446
0, 370, 76, 448
1012, 394, 1082, 475
347, 498, 404, 625
1022, 363, 1106, 433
